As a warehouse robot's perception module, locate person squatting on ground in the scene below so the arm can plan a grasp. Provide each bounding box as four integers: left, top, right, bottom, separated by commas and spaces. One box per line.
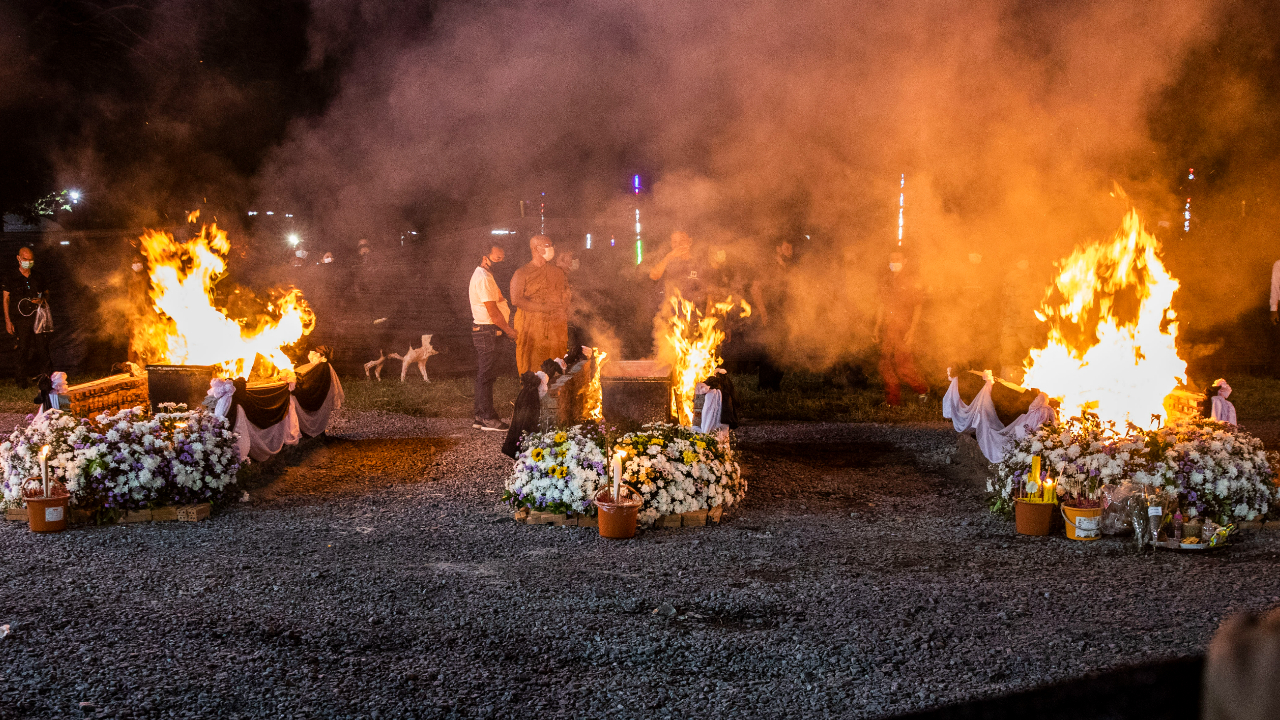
469, 244, 515, 431
4, 247, 52, 386
510, 235, 569, 375
872, 250, 928, 406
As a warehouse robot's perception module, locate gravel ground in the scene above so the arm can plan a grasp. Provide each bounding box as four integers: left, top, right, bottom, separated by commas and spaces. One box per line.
3, 411, 1280, 720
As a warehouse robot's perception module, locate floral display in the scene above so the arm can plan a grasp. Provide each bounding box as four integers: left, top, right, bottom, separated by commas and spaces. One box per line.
988, 414, 1278, 523
502, 425, 609, 515
1130, 418, 1277, 522
615, 423, 744, 526
1, 406, 241, 515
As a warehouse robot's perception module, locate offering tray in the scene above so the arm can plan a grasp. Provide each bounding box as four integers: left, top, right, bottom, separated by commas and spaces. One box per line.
1155, 538, 1228, 552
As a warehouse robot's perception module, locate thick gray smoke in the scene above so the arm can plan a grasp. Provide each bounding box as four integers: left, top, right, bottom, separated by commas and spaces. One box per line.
258, 0, 1226, 376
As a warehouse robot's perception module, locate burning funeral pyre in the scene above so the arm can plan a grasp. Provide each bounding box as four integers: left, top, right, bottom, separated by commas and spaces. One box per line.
661, 290, 751, 426
1022, 208, 1187, 427
131, 215, 316, 380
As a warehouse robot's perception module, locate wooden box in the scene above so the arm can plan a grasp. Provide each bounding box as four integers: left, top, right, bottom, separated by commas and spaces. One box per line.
64, 373, 149, 418
177, 503, 211, 522
121, 509, 152, 523
680, 509, 708, 527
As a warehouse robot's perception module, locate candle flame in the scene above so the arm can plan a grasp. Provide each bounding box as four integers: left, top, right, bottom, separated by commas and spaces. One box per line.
39, 445, 50, 459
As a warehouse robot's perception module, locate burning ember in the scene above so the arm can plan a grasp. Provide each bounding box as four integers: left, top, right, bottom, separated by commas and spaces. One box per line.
1022, 208, 1186, 426
661, 290, 750, 426
133, 216, 315, 379
584, 348, 607, 422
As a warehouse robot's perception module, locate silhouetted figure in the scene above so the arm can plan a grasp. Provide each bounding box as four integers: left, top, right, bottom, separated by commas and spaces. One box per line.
3, 247, 52, 386
872, 250, 927, 406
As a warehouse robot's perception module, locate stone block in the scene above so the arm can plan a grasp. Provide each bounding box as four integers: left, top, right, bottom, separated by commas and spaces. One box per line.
69, 508, 93, 524
513, 508, 530, 523
5, 507, 28, 522
526, 511, 560, 525
152, 506, 179, 522
576, 514, 598, 529
122, 509, 152, 523
708, 506, 724, 524
681, 509, 708, 527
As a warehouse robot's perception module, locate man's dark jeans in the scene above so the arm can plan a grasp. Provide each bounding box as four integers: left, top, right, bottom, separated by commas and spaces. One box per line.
472, 325, 503, 421
13, 318, 50, 384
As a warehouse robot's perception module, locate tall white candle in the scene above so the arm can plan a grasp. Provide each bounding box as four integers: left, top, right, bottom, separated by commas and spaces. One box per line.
40, 445, 50, 498
611, 452, 623, 503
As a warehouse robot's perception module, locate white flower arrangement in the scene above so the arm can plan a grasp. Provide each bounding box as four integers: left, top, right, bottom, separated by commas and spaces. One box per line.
503, 425, 609, 515
0, 410, 99, 507
1129, 418, 1277, 523
988, 414, 1277, 523
1, 407, 241, 515
616, 423, 744, 527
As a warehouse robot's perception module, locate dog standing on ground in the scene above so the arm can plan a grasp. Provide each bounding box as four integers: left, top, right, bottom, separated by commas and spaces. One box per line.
363, 350, 387, 381
389, 334, 439, 382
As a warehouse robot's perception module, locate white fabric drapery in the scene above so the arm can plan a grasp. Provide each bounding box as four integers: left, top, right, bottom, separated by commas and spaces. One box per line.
942, 372, 1057, 464
219, 367, 342, 462
1210, 379, 1237, 425
699, 389, 723, 434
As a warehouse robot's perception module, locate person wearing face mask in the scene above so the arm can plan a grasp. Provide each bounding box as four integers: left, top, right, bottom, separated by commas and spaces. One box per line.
648, 231, 708, 305
3, 247, 52, 385
871, 250, 928, 406
470, 244, 516, 431
509, 235, 569, 374
999, 255, 1043, 384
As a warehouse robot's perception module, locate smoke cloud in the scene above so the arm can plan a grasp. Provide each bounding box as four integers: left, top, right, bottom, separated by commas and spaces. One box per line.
255, 0, 1231, 378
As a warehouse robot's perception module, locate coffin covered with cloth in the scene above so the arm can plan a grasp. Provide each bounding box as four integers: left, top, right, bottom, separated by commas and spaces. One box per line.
207, 360, 344, 462
942, 370, 1056, 464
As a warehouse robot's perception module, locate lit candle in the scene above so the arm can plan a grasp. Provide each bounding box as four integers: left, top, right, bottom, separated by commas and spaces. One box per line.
40, 445, 50, 498
1030, 456, 1041, 500
611, 451, 623, 503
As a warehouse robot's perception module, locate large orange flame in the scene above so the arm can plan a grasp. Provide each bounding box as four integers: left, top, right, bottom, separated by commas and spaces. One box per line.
584, 348, 607, 422
133, 222, 315, 379
1022, 208, 1186, 426
661, 290, 751, 425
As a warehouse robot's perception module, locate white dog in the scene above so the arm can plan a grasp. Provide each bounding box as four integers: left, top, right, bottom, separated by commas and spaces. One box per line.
389, 334, 439, 382
363, 350, 387, 381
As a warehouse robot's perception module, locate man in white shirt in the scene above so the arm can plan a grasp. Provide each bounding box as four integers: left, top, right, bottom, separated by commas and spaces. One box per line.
1270, 259, 1280, 325
469, 245, 517, 431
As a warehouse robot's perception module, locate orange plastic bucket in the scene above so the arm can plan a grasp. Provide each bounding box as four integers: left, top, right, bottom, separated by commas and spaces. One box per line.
595, 488, 641, 539
1062, 504, 1102, 541
1014, 500, 1054, 536
27, 495, 69, 533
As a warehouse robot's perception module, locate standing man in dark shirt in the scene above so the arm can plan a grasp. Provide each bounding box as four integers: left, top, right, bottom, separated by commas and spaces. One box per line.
754, 240, 793, 391
649, 231, 708, 306
871, 250, 928, 406
4, 247, 52, 386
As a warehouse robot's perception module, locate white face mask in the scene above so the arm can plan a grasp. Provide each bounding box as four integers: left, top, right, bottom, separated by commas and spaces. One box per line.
131, 262, 144, 272
889, 262, 903, 273
323, 256, 333, 264
19, 260, 33, 270
542, 247, 555, 261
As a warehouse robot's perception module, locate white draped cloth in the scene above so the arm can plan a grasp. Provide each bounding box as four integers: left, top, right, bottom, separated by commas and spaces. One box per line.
942, 372, 1057, 464
217, 366, 343, 462
1210, 379, 1237, 426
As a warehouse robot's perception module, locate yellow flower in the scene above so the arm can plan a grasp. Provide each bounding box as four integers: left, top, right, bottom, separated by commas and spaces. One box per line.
530, 448, 544, 462
651, 438, 664, 446
696, 441, 706, 449
554, 432, 567, 444
683, 450, 697, 464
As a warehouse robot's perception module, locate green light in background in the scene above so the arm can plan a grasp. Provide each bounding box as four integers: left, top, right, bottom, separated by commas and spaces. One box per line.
635, 240, 643, 265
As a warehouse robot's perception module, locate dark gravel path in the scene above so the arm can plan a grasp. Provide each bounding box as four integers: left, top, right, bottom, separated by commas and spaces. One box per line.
2, 413, 1279, 720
